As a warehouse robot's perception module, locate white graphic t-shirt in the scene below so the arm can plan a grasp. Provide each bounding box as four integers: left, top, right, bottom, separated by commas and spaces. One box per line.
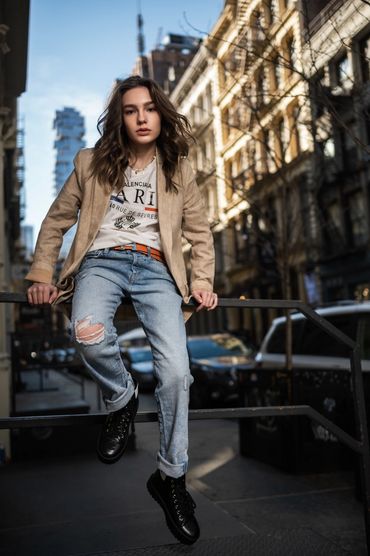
89, 158, 162, 251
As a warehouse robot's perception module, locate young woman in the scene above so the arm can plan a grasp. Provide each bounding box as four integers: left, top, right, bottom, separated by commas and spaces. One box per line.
26, 75, 217, 545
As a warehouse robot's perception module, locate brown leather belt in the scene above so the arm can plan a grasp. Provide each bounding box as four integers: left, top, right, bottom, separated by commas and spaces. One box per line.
112, 243, 166, 264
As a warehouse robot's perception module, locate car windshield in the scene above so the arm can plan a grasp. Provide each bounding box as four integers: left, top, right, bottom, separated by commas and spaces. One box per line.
187, 335, 251, 359
128, 349, 153, 363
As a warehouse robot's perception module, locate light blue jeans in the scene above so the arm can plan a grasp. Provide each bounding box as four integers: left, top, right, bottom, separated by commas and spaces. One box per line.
70, 247, 193, 478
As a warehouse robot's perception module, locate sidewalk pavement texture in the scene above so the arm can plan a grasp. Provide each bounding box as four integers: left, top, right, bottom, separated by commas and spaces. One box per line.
1, 369, 367, 555
0, 417, 366, 556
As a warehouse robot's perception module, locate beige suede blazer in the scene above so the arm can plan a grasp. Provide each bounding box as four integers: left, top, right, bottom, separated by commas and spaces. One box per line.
25, 148, 215, 319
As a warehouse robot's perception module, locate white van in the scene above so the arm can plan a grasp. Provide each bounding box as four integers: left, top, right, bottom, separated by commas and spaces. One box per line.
255, 301, 370, 372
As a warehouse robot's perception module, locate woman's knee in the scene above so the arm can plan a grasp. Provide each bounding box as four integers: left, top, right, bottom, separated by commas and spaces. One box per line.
71, 314, 109, 358
155, 356, 192, 391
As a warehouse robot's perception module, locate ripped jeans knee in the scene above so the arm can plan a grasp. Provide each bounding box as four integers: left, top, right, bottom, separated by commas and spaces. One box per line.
74, 315, 105, 346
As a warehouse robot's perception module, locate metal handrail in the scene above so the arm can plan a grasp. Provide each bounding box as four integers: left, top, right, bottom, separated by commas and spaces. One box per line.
1, 292, 369, 553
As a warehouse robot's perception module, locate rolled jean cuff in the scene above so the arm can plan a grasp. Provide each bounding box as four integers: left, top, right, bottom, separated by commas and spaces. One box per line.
157, 451, 188, 478
104, 377, 135, 412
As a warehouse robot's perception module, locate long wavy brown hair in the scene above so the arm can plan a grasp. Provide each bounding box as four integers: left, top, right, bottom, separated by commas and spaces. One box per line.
91, 75, 195, 193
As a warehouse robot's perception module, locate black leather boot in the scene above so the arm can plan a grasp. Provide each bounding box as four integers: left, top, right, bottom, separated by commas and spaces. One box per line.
97, 380, 139, 464
147, 469, 200, 545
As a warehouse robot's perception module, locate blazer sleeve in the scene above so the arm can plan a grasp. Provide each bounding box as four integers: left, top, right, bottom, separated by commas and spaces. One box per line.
25, 150, 83, 285
181, 159, 215, 293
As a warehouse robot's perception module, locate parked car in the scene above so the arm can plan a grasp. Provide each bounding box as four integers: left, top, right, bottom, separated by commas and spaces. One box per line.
238, 301, 370, 473
254, 301, 370, 371
119, 332, 255, 401
121, 345, 155, 391
188, 333, 255, 408
52, 348, 68, 364
118, 327, 148, 349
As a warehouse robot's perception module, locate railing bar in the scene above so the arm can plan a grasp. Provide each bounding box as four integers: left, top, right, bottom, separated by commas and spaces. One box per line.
0, 405, 313, 429
0, 404, 362, 453
306, 407, 363, 454
299, 305, 355, 349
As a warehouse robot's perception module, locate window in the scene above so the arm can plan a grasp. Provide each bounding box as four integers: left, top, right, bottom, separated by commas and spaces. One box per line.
224, 160, 233, 201
335, 54, 350, 88
299, 315, 354, 357
267, 0, 279, 24
206, 85, 212, 115
254, 7, 266, 41
286, 34, 297, 73
327, 201, 342, 234
266, 320, 305, 355
229, 101, 241, 128
266, 314, 355, 357
256, 66, 268, 107
360, 35, 370, 82
233, 214, 249, 264
222, 107, 230, 141
323, 200, 345, 253
340, 122, 357, 170
347, 190, 367, 247
276, 116, 287, 163
272, 57, 283, 90
364, 108, 370, 145
289, 104, 301, 157
266, 128, 277, 172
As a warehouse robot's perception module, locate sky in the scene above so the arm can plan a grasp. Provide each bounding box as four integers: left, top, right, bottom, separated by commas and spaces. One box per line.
20, 0, 224, 242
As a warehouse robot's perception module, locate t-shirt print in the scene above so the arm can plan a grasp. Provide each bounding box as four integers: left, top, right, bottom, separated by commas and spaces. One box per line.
88, 158, 162, 252
110, 176, 157, 231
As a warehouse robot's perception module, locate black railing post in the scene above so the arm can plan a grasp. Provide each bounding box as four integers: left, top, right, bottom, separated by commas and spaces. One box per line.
350, 345, 370, 550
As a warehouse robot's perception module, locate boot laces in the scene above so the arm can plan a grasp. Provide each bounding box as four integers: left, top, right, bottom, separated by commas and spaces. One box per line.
170, 477, 196, 520
104, 404, 133, 438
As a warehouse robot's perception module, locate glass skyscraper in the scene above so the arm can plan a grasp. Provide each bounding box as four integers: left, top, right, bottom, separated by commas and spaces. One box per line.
53, 107, 86, 256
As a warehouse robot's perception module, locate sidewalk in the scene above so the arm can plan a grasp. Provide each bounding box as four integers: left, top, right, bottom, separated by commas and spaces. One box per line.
1, 370, 367, 555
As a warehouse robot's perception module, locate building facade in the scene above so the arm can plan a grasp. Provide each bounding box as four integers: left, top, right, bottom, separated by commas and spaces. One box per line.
0, 0, 30, 459
302, 0, 370, 302
171, 0, 313, 342
132, 15, 200, 94
170, 43, 223, 333
170, 0, 370, 343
